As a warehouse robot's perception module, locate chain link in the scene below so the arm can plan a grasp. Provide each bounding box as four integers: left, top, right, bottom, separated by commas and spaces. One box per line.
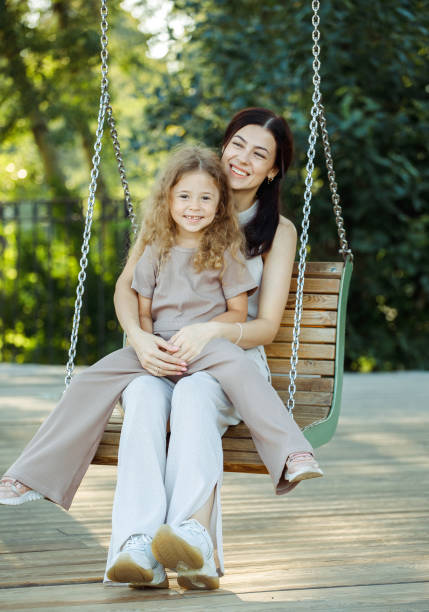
106, 104, 138, 235
64, 1, 109, 387
287, 1, 353, 416
317, 103, 353, 259
287, 0, 322, 416
64, 0, 136, 387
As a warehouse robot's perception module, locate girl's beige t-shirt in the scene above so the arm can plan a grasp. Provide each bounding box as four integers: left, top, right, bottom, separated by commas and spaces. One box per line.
132, 244, 257, 335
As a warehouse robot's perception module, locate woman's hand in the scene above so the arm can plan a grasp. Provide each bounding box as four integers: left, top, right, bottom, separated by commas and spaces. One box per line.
169, 323, 216, 363
130, 329, 188, 377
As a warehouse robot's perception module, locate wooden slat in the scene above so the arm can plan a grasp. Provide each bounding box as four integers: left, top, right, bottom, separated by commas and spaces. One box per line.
265, 342, 335, 360
292, 405, 330, 427
220, 422, 255, 438
289, 277, 340, 294
224, 457, 267, 473
268, 358, 335, 376
223, 437, 258, 452
286, 293, 338, 310
92, 446, 118, 465
272, 375, 334, 392
292, 261, 344, 277
274, 327, 336, 343
277, 390, 332, 406
281, 310, 337, 326
223, 451, 265, 469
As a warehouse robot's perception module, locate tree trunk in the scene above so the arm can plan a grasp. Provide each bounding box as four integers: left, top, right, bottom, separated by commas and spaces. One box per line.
0, 1, 72, 197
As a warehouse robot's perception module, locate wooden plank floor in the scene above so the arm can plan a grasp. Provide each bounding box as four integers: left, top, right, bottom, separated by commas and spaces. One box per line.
0, 364, 428, 611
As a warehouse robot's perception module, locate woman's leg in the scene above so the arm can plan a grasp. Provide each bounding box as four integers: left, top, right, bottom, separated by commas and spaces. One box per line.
110, 377, 173, 549
3, 346, 147, 509
105, 375, 174, 586
152, 371, 241, 581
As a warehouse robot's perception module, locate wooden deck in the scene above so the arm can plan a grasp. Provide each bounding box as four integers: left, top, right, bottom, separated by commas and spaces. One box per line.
0, 364, 428, 611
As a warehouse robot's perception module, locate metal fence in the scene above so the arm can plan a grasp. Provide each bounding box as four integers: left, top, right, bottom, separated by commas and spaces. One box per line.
0, 199, 132, 365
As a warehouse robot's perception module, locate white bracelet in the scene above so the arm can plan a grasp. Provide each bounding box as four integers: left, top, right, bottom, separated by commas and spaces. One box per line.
234, 322, 243, 345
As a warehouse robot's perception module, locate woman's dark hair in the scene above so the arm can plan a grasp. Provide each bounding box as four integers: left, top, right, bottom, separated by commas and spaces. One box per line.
222, 107, 294, 257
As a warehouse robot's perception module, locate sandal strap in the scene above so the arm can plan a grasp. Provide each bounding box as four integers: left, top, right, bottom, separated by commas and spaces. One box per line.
287, 452, 314, 466
1, 478, 26, 497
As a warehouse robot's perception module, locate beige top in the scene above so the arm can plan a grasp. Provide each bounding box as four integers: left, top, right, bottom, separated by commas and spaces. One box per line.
132, 244, 258, 334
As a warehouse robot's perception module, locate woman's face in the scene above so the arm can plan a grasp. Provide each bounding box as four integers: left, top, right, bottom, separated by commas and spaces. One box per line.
221, 124, 278, 193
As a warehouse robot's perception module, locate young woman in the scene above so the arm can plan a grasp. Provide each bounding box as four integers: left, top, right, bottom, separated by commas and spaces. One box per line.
105, 108, 322, 590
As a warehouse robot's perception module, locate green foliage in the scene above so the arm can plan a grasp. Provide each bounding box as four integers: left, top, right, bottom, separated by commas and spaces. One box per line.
0, 0, 428, 369
141, 0, 429, 371
0, 200, 126, 364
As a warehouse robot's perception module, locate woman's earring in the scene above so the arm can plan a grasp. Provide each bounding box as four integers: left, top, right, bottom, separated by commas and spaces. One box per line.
267, 176, 274, 184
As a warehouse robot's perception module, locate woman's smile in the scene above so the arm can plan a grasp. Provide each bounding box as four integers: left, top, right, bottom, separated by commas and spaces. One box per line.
230, 164, 250, 177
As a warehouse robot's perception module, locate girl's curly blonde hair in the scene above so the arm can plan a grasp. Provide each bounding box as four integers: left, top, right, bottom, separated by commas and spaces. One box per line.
133, 145, 244, 273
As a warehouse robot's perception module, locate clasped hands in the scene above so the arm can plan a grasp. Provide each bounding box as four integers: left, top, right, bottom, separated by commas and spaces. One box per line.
134, 322, 216, 378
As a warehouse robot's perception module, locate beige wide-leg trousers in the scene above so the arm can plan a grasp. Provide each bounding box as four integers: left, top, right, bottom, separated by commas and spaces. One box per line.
5, 338, 313, 510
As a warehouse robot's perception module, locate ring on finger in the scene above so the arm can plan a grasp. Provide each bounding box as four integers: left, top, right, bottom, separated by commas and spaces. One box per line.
155, 366, 160, 376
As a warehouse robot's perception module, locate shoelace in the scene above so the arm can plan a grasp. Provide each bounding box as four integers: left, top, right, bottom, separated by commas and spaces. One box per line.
123, 533, 152, 552
181, 519, 207, 537
180, 519, 213, 556
287, 452, 315, 466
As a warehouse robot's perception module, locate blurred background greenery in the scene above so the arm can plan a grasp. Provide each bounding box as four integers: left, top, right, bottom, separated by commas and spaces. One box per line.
0, 0, 428, 370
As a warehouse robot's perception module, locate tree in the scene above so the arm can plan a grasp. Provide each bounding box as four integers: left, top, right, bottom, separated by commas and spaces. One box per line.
139, 0, 429, 370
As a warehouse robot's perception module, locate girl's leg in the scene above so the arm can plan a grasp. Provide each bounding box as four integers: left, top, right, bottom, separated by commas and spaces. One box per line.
105, 375, 173, 586
3, 346, 147, 509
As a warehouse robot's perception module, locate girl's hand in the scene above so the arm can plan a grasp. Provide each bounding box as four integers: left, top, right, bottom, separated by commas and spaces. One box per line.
169, 323, 216, 363
130, 329, 188, 376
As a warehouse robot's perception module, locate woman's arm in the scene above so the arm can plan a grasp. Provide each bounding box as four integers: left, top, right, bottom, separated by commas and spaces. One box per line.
210, 217, 297, 348
137, 295, 153, 333
114, 245, 188, 375
113, 245, 144, 341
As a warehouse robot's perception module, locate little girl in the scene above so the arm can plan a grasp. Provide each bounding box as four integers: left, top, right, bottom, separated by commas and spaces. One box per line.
1, 145, 322, 589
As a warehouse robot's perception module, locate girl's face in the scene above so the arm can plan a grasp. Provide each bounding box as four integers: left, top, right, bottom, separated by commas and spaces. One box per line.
221, 124, 278, 192
169, 170, 220, 241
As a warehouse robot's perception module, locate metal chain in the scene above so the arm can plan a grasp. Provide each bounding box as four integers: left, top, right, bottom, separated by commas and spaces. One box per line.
64, 1, 109, 387
106, 104, 138, 236
317, 103, 353, 259
287, 0, 322, 416
64, 0, 138, 386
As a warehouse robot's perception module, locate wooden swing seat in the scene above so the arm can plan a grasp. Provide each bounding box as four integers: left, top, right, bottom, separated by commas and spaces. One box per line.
92, 258, 352, 473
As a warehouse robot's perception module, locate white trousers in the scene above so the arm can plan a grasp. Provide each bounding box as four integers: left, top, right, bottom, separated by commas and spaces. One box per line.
105, 346, 271, 580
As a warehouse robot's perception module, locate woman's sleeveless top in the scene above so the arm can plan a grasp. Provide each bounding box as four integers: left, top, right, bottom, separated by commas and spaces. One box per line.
238, 201, 263, 321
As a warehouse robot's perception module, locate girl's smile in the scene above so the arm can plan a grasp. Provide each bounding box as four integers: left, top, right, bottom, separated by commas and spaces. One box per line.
170, 170, 220, 245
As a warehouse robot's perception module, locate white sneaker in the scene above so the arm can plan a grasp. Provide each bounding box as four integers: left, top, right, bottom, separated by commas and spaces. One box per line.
107, 534, 168, 588
152, 519, 219, 590
0, 478, 44, 506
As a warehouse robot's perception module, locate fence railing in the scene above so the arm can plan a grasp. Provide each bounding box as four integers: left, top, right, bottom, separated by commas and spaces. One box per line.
0, 199, 133, 365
